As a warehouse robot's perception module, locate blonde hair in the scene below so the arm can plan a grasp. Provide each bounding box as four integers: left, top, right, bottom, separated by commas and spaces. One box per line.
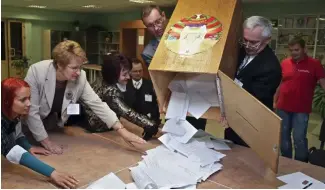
52, 40, 87, 68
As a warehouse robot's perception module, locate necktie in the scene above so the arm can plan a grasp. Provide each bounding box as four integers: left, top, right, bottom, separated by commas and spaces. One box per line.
134, 81, 140, 89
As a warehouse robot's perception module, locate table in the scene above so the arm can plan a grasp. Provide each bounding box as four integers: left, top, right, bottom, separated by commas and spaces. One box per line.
2, 124, 325, 189
82, 64, 102, 84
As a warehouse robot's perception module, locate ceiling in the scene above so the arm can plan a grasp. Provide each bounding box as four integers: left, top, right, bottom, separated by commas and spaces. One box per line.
1, 0, 319, 13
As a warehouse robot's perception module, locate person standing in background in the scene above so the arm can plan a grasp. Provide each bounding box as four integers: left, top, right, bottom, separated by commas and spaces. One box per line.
225, 16, 282, 147
124, 58, 161, 126
274, 37, 325, 162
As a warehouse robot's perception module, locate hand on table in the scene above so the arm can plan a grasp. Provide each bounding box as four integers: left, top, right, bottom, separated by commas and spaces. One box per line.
29, 146, 51, 156
50, 170, 79, 189
220, 115, 229, 128
40, 138, 63, 155
117, 127, 147, 145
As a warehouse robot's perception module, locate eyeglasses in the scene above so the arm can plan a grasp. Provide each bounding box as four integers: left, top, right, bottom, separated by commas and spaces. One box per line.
239, 38, 262, 50
146, 17, 165, 29
67, 65, 82, 72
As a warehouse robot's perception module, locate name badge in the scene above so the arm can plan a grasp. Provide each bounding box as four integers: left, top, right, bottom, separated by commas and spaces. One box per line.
67, 104, 80, 115
234, 78, 243, 87
145, 94, 152, 102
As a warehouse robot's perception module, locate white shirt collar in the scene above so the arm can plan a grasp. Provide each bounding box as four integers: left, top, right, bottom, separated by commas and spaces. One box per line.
132, 79, 143, 90
116, 83, 126, 92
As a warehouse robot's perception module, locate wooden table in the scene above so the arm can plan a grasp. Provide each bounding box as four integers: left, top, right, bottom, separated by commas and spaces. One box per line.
2, 124, 325, 189
82, 64, 102, 84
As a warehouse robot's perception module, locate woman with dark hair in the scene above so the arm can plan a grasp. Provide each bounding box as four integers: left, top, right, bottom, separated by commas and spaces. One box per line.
81, 54, 158, 140
1, 78, 78, 189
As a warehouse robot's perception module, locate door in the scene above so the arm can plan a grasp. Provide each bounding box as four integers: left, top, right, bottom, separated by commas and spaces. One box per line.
1, 20, 9, 80
8, 20, 26, 78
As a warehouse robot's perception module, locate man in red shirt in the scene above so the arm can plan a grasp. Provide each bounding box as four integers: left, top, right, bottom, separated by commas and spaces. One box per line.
274, 37, 325, 162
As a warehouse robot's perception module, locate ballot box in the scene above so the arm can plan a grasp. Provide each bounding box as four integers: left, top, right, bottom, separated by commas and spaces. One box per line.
148, 0, 282, 174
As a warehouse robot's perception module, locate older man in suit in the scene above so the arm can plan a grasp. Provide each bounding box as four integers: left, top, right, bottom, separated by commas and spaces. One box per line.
225, 16, 282, 147
124, 58, 161, 125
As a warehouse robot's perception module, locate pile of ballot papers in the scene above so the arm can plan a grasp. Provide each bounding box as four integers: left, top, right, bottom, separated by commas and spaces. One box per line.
128, 74, 230, 189
87, 74, 231, 189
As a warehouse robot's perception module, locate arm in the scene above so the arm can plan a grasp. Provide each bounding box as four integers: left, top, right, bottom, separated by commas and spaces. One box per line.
250, 68, 282, 110
151, 89, 161, 125
14, 122, 32, 151
141, 53, 152, 67
320, 78, 325, 90
7, 145, 55, 177
315, 60, 325, 90
105, 87, 156, 128
2, 128, 54, 177
24, 66, 49, 142
273, 81, 282, 109
80, 79, 120, 129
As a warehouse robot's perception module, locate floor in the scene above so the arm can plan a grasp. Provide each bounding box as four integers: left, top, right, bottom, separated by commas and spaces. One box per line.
206, 112, 324, 151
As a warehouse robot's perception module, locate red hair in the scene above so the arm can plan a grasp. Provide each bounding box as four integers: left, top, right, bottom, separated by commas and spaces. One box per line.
1, 77, 30, 119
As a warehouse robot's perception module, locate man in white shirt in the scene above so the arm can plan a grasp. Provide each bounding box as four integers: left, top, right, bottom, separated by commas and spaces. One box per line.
225, 16, 282, 147
124, 59, 161, 125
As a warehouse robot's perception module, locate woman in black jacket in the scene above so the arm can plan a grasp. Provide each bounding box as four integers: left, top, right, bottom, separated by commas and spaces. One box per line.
81, 54, 158, 140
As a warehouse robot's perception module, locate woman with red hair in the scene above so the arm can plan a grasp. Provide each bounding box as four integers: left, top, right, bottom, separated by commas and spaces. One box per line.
1, 78, 78, 189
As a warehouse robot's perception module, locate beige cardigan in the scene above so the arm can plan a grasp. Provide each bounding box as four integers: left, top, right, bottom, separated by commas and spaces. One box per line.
24, 60, 118, 141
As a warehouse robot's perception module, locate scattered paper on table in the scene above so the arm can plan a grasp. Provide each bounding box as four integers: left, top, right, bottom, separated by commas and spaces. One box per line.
162, 118, 198, 143
87, 173, 126, 189
277, 172, 325, 189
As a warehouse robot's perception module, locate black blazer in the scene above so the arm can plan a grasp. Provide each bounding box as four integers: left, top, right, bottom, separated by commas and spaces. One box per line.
235, 46, 281, 110
124, 79, 160, 124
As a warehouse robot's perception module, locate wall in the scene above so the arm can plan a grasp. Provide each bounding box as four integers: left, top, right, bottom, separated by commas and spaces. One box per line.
103, 6, 175, 31
243, 1, 325, 18
2, 6, 104, 63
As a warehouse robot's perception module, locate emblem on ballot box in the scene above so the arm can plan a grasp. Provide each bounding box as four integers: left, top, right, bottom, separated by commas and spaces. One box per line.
163, 14, 222, 71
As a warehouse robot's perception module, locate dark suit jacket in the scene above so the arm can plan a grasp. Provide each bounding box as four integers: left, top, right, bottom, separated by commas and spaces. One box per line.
225, 46, 282, 147
235, 46, 282, 110
124, 79, 160, 124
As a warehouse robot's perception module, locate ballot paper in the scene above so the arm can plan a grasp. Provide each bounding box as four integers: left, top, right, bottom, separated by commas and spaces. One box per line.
130, 163, 157, 189
167, 73, 220, 119
126, 183, 139, 189
196, 136, 231, 151
87, 172, 126, 189
165, 92, 190, 120
194, 129, 233, 145
277, 172, 325, 189
188, 92, 211, 119
168, 74, 187, 93
159, 135, 226, 166
130, 143, 224, 189
162, 118, 198, 143
158, 133, 176, 152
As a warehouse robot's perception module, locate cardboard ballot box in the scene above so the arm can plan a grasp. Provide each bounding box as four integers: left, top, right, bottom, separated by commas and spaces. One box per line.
149, 0, 282, 174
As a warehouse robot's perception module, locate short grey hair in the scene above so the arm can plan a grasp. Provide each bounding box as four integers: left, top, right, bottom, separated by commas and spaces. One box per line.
243, 16, 273, 38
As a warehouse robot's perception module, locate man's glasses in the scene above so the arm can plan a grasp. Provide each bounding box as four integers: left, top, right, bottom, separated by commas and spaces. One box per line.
239, 38, 262, 50
146, 17, 165, 29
